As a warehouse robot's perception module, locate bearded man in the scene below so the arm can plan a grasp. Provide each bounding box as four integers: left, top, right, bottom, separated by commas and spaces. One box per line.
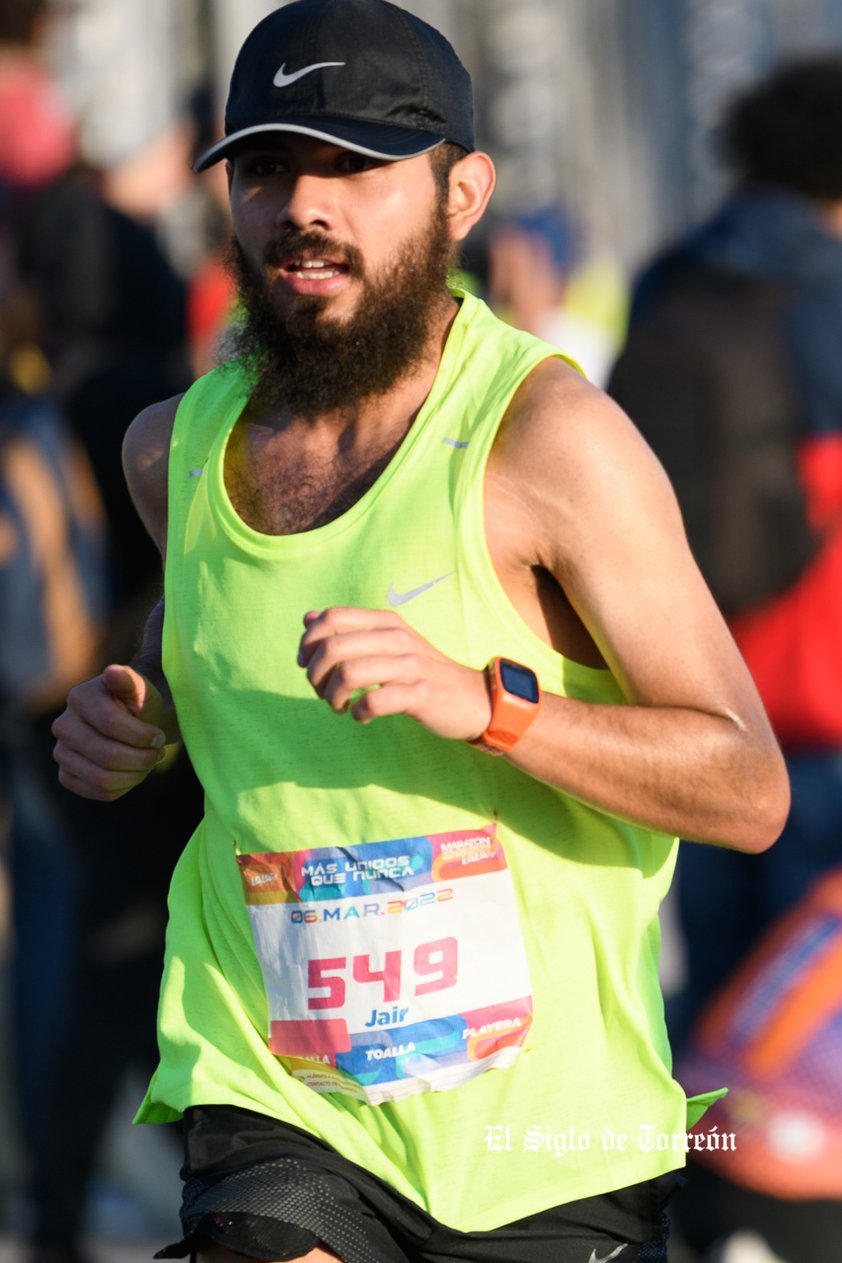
51, 2, 788, 1261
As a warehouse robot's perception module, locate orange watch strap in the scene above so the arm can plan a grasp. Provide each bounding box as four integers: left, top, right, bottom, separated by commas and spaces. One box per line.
468, 657, 541, 754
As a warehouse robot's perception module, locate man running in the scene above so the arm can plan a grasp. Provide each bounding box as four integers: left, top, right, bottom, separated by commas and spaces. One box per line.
52, 2, 788, 1260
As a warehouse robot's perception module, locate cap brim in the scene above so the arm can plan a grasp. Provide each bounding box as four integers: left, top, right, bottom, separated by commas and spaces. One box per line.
193, 119, 444, 172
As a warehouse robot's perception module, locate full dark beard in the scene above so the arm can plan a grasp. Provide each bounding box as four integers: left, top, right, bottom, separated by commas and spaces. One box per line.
223, 204, 455, 418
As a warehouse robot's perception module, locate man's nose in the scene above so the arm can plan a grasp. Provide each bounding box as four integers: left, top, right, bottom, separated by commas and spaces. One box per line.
275, 173, 334, 231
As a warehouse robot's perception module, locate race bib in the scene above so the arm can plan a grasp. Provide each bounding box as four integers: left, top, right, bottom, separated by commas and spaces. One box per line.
237, 824, 533, 1105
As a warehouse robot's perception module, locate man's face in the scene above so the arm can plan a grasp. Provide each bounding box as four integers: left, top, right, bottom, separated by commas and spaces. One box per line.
224, 135, 456, 416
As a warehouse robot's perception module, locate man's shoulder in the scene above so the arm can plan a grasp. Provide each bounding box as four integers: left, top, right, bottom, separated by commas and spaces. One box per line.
124, 392, 185, 467
497, 356, 633, 467
487, 353, 678, 561
450, 293, 611, 448
122, 392, 188, 555
124, 360, 245, 451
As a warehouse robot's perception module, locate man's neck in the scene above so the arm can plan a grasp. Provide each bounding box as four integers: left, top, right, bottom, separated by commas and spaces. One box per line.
225, 296, 460, 535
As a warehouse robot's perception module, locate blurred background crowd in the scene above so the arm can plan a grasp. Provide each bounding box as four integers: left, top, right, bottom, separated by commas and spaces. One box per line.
3, 2, 842, 1262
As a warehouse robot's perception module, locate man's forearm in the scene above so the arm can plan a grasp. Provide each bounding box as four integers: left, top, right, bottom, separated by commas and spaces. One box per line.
503, 692, 789, 854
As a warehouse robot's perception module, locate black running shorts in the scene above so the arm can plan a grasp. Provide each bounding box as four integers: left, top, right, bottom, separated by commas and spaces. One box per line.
156, 1106, 680, 1263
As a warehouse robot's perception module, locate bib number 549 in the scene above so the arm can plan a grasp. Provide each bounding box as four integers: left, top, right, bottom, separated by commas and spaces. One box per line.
307, 937, 457, 1010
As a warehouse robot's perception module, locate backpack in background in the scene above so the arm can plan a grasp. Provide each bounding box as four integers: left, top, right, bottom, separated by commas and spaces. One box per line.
608, 259, 820, 616
676, 866, 842, 1200
0, 382, 106, 721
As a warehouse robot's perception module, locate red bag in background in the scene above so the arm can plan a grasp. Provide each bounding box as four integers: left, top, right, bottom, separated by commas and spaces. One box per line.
730, 524, 842, 750
729, 435, 842, 751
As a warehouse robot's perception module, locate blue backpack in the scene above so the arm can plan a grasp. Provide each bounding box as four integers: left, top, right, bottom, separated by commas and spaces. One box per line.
0, 383, 107, 720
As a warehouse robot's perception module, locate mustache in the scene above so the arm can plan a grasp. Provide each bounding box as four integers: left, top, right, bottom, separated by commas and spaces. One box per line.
262, 230, 365, 277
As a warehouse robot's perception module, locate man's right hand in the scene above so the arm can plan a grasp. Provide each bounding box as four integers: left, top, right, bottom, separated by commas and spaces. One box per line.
52, 663, 170, 801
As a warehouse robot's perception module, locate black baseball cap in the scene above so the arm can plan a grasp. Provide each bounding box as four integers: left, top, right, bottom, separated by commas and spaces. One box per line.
194, 0, 475, 172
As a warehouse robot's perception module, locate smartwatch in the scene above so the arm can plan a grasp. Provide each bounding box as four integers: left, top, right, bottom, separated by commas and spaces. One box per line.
469, 657, 541, 754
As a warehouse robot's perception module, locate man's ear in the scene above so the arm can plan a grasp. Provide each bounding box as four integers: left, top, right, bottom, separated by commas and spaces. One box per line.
447, 151, 496, 242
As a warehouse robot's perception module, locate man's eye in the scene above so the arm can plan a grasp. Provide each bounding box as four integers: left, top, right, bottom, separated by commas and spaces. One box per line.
244, 157, 287, 177
338, 154, 379, 174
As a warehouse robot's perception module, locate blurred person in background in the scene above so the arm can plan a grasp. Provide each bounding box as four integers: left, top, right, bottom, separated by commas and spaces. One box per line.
608, 55, 842, 1262
0, 0, 108, 1168
485, 205, 627, 387
0, 191, 108, 1167
0, 0, 76, 217
1, 3, 203, 1260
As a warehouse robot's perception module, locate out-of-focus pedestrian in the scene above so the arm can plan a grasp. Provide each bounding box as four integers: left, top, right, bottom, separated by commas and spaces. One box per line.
608, 55, 842, 1263
1, 5, 203, 1260
481, 204, 627, 386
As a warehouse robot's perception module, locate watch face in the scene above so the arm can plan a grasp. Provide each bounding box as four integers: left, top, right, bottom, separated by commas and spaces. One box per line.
500, 658, 540, 703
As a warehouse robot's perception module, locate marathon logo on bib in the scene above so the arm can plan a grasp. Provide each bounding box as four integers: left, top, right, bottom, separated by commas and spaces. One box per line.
237, 825, 533, 1104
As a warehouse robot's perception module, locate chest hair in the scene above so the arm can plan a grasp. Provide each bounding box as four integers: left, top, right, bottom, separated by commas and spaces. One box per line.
224, 426, 406, 535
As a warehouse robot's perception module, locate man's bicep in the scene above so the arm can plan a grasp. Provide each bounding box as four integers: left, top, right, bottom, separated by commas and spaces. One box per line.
532, 385, 763, 718
122, 393, 182, 560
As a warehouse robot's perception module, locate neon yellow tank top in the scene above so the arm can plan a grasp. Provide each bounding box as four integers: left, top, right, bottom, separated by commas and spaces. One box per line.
137, 292, 700, 1230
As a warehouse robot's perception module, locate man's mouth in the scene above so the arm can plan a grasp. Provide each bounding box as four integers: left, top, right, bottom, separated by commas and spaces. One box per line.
281, 257, 350, 280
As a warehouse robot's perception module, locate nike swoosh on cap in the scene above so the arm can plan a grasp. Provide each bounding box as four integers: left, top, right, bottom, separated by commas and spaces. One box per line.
273, 61, 346, 88
387, 572, 455, 607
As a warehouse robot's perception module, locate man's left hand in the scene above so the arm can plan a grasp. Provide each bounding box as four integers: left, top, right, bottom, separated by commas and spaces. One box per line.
298, 606, 491, 741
